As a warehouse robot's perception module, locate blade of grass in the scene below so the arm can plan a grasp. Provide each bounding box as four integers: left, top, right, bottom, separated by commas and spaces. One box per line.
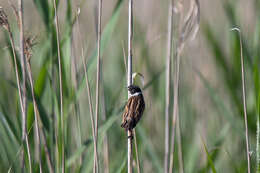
202, 140, 217, 173
26, 57, 42, 173
94, 0, 103, 171
52, 0, 64, 172
254, 61, 260, 172
231, 27, 251, 173
71, 9, 82, 166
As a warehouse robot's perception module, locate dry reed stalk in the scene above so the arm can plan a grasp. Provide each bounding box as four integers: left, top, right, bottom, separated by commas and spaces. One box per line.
94, 0, 103, 172
76, 8, 99, 173
164, 1, 173, 172
133, 129, 140, 173
17, 0, 32, 172
52, 0, 64, 172
122, 41, 141, 173
176, 109, 184, 173
231, 27, 251, 173
127, 0, 133, 172
169, 0, 200, 172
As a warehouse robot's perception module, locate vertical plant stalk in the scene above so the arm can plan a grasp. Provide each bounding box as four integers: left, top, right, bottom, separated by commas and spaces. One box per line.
231, 28, 251, 173
26, 57, 42, 173
100, 64, 110, 173
17, 1, 32, 172
169, 45, 180, 173
133, 130, 140, 173
95, 0, 103, 172
164, 1, 173, 173
176, 109, 184, 173
169, 1, 200, 172
257, 116, 260, 172
76, 8, 99, 172
169, 5, 183, 171
70, 11, 82, 165
52, 0, 64, 172
122, 42, 141, 173
127, 0, 133, 172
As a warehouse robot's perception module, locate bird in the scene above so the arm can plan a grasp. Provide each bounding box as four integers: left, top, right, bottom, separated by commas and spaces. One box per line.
121, 85, 145, 133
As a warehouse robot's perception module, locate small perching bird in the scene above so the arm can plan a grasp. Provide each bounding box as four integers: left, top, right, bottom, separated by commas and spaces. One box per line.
121, 85, 145, 132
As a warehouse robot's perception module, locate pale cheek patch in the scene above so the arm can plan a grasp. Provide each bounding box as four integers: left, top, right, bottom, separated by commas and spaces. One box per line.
130, 92, 142, 97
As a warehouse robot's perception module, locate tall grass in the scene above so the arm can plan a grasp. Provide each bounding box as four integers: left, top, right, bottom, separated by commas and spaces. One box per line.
0, 0, 259, 173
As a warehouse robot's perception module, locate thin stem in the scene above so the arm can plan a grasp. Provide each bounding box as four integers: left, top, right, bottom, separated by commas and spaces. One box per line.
26, 59, 42, 173
76, 8, 98, 173
134, 130, 140, 173
101, 80, 110, 173
71, 30, 82, 165
257, 116, 260, 172
52, 0, 64, 172
127, 0, 133, 172
176, 110, 184, 173
240, 33, 251, 173
71, 10, 82, 166
232, 28, 251, 173
169, 47, 180, 173
94, 0, 102, 172
17, 0, 32, 172
26, 55, 54, 173
164, 1, 173, 172
122, 41, 140, 173
100, 62, 109, 173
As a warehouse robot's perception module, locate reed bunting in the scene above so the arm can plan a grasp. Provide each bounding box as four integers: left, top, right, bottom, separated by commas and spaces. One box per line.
121, 85, 145, 131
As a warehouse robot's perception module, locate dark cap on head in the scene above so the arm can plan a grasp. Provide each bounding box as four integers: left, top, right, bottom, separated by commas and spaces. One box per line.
128, 85, 142, 95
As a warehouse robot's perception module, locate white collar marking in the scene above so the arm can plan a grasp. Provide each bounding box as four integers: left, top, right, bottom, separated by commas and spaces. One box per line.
130, 92, 142, 97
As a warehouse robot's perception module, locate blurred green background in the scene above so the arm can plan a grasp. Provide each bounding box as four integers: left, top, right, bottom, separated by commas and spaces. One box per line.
0, 0, 259, 172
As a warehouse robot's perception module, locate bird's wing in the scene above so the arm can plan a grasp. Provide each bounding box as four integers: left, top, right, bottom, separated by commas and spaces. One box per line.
122, 97, 133, 122
134, 96, 145, 122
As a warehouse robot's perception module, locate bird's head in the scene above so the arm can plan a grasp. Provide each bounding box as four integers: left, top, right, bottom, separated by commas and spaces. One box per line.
128, 85, 142, 95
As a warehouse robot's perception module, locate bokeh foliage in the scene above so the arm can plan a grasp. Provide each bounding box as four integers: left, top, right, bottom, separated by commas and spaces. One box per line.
0, 0, 259, 172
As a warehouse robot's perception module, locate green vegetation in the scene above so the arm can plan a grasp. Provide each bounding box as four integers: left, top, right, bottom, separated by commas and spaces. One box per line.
0, 0, 259, 172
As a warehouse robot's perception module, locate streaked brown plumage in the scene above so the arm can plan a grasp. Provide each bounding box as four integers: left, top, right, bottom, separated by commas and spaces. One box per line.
121, 85, 145, 130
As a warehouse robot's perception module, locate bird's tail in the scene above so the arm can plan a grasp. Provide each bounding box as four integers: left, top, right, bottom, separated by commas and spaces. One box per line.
121, 117, 135, 131
121, 121, 134, 139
